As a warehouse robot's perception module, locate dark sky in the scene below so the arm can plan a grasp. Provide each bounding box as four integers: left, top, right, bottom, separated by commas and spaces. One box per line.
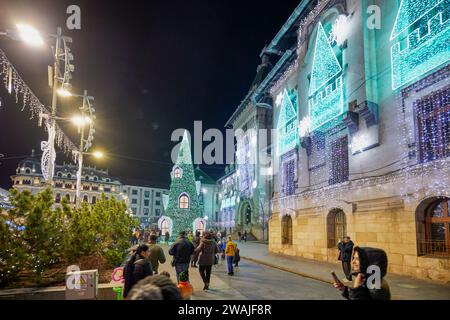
0, 0, 299, 189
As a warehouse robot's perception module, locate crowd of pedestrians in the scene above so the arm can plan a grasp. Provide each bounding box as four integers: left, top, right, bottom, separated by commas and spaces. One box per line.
123, 227, 241, 300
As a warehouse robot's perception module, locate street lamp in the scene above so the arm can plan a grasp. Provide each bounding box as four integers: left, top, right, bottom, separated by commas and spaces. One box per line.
1, 24, 75, 184
15, 23, 44, 46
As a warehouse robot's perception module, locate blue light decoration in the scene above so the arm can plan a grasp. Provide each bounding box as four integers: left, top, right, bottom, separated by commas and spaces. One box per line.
308, 22, 345, 131
390, 0, 450, 90
277, 88, 299, 156
237, 132, 254, 198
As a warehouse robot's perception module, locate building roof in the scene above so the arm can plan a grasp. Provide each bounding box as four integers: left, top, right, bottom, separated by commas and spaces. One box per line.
14, 150, 121, 183
119, 177, 169, 190
194, 166, 216, 185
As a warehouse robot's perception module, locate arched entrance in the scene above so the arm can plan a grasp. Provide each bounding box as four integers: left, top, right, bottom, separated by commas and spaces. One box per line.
327, 209, 347, 248
193, 218, 206, 236
240, 201, 252, 226
416, 197, 450, 256
158, 216, 173, 238
281, 215, 293, 245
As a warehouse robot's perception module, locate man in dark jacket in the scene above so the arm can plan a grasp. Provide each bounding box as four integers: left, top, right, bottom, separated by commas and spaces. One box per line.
149, 234, 166, 274
337, 236, 354, 280
169, 231, 194, 282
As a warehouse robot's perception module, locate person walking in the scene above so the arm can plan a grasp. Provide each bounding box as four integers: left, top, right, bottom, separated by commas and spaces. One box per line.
233, 247, 240, 268
195, 231, 220, 290
243, 230, 248, 242
337, 236, 354, 281
191, 231, 201, 268
164, 231, 170, 244
169, 231, 195, 282
334, 246, 391, 300
148, 234, 166, 274
123, 244, 153, 298
143, 229, 150, 243
225, 236, 237, 276
238, 231, 242, 243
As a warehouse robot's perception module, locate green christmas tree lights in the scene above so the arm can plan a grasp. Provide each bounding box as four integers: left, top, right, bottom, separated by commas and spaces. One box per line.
165, 131, 201, 237
308, 22, 345, 131
390, 0, 450, 90
277, 89, 298, 156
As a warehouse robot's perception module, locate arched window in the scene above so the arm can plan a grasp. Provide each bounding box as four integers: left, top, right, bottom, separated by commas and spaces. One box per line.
55, 193, 61, 203
93, 176, 98, 182
25, 168, 31, 174
161, 219, 169, 236
179, 194, 190, 209
57, 172, 63, 178
92, 196, 97, 204
83, 195, 88, 203
281, 215, 293, 245
67, 173, 72, 179
327, 209, 347, 248
85, 176, 90, 181
418, 198, 450, 256
65, 194, 71, 202
174, 167, 181, 178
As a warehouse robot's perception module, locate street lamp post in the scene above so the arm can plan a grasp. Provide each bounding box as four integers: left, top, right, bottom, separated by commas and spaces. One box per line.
46, 27, 62, 186
71, 90, 95, 207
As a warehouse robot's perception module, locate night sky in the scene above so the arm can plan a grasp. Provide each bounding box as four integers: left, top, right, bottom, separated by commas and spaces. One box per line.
0, 0, 300, 189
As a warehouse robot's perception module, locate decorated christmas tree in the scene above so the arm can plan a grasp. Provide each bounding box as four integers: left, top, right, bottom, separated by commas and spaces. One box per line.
165, 131, 201, 238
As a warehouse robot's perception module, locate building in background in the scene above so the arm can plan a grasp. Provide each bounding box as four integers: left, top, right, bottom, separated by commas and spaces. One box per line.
242, 0, 450, 282
120, 181, 168, 228
217, 164, 239, 234
194, 165, 220, 227
0, 187, 12, 212
11, 150, 122, 205
225, 49, 274, 241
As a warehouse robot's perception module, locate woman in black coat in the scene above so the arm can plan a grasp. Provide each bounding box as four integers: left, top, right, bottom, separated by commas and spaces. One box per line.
123, 244, 153, 298
334, 246, 391, 300
195, 232, 220, 290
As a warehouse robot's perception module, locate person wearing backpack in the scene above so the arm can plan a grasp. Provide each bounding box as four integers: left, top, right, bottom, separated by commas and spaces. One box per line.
123, 244, 153, 298
169, 231, 195, 283
225, 236, 237, 275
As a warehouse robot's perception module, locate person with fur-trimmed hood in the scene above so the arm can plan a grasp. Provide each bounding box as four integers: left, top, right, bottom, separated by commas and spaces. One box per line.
334, 246, 391, 300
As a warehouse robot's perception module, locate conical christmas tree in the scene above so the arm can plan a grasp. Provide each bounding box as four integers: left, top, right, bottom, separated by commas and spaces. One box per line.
165, 131, 201, 238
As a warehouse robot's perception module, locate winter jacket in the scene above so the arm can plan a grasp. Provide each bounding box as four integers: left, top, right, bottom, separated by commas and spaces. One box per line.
169, 237, 195, 264
195, 239, 220, 266
192, 236, 201, 248
123, 255, 153, 297
149, 244, 166, 273
225, 241, 237, 257
337, 240, 354, 262
342, 247, 391, 300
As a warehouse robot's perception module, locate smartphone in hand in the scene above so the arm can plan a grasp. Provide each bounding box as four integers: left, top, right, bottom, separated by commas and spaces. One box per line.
331, 272, 343, 285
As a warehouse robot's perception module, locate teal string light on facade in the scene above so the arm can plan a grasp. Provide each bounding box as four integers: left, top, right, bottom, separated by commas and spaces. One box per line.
308, 22, 345, 131
390, 0, 450, 90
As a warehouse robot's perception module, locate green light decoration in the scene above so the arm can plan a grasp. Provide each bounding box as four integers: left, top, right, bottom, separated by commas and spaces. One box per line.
390, 0, 450, 90
277, 89, 299, 156
165, 131, 201, 238
308, 22, 345, 131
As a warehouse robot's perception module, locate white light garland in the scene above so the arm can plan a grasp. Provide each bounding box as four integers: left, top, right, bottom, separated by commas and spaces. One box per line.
0, 49, 77, 156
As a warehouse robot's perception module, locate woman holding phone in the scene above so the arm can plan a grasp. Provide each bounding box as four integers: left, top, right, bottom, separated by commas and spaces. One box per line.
333, 246, 391, 300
